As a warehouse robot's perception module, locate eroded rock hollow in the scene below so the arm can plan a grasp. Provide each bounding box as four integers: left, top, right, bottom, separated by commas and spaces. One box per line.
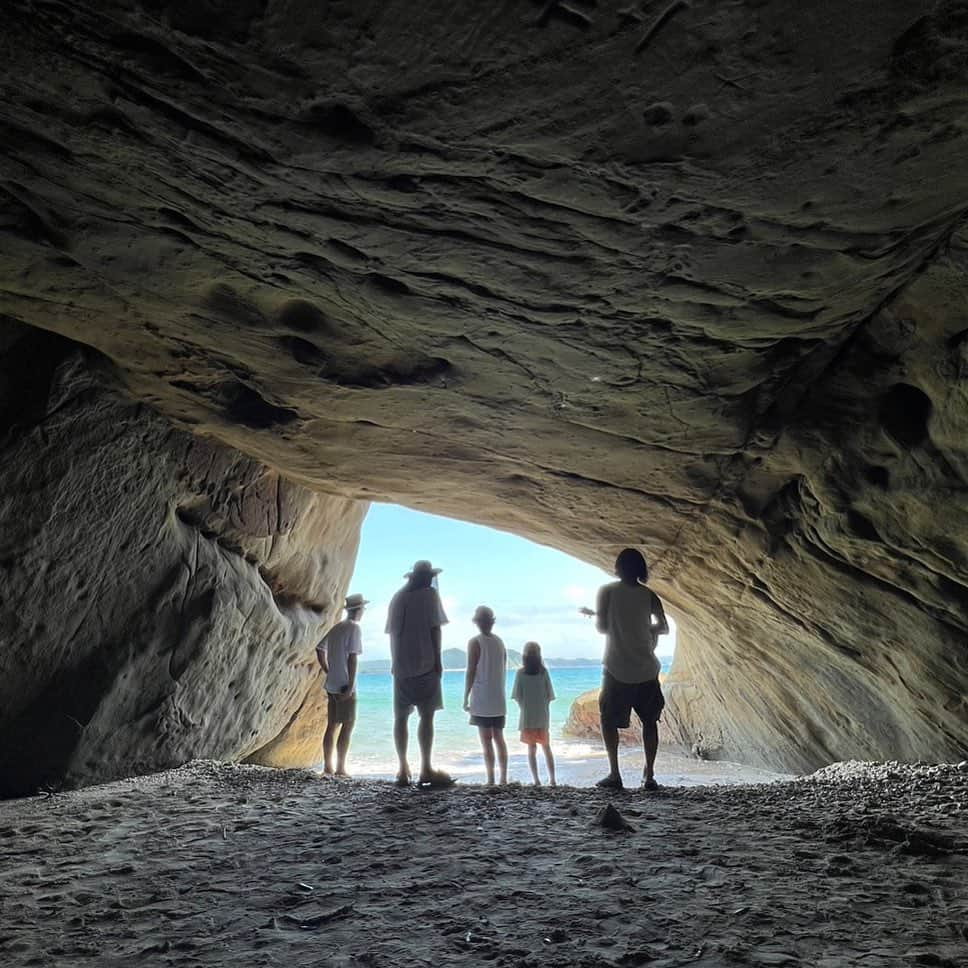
2, 0, 968, 786
0, 327, 364, 796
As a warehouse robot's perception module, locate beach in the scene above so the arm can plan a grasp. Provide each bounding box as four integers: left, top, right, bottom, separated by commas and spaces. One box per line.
1, 760, 966, 967
344, 666, 779, 788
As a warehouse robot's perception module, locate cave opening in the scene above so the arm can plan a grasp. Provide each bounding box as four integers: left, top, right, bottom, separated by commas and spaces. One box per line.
321, 502, 688, 785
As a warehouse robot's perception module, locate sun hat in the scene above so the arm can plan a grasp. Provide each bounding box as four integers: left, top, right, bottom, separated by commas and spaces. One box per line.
472, 605, 494, 623
344, 593, 370, 610
404, 559, 443, 578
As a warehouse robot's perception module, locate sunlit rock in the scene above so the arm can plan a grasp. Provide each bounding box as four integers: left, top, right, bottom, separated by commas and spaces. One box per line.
0, 328, 364, 795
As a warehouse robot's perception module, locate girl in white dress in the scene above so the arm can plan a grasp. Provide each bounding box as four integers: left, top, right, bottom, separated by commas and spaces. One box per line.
463, 605, 509, 785
511, 642, 557, 786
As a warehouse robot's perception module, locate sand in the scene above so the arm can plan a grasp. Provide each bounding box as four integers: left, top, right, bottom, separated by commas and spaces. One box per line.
353, 741, 792, 788
1, 761, 966, 967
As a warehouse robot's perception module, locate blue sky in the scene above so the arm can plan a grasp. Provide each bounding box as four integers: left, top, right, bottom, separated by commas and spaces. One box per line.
348, 504, 677, 662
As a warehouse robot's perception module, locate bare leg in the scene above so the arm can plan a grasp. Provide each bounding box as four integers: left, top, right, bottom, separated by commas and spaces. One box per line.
417, 709, 435, 780
394, 712, 411, 781
335, 719, 354, 776
479, 727, 496, 785
601, 725, 621, 783
527, 743, 540, 785
542, 743, 556, 787
643, 721, 658, 782
322, 721, 339, 774
494, 729, 508, 785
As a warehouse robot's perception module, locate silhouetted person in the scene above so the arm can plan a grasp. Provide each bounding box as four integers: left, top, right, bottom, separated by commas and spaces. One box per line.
584, 548, 669, 790
386, 560, 453, 788
316, 592, 368, 777
463, 605, 508, 786
511, 641, 557, 787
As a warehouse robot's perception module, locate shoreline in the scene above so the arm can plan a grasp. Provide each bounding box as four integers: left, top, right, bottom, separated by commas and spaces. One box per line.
347, 738, 792, 788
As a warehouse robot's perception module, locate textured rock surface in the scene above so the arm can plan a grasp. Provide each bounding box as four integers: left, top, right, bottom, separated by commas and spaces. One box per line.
565, 685, 695, 752
2, 0, 968, 773
565, 688, 645, 747
0, 327, 365, 796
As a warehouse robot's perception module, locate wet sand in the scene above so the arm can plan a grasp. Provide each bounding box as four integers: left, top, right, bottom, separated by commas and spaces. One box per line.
353, 742, 792, 788
1, 761, 966, 967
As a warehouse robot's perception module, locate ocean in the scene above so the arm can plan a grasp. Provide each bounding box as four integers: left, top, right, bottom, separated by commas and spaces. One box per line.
341, 662, 680, 786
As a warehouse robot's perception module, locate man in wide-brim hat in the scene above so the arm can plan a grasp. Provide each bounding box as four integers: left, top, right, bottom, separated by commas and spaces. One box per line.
385, 560, 454, 788
316, 592, 370, 776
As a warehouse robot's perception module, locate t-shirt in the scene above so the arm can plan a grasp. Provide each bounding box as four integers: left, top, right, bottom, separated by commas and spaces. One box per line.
385, 585, 449, 678
317, 619, 363, 694
468, 633, 507, 717
597, 581, 661, 683
511, 668, 555, 730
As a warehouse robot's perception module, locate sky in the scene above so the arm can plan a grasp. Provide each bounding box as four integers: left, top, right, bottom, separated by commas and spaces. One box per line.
348, 504, 677, 663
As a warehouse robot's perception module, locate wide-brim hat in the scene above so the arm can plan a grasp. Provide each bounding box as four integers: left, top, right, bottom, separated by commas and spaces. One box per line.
344, 593, 370, 610
472, 605, 494, 622
404, 559, 443, 578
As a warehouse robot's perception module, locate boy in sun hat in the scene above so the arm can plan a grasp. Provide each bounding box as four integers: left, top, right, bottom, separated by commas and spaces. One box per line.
316, 592, 368, 777
386, 560, 453, 788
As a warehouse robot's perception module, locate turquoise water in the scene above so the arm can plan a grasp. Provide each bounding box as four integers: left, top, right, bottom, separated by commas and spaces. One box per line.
341, 662, 672, 783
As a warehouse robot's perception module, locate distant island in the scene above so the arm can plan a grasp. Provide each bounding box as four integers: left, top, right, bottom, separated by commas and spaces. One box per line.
359, 648, 600, 674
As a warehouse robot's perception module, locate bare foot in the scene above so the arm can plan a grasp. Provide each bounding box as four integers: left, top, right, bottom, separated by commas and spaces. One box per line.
549, 780, 558, 788
533, 779, 542, 787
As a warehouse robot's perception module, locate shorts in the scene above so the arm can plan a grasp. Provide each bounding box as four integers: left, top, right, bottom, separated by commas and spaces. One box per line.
520, 728, 549, 745
469, 715, 506, 728
327, 691, 357, 725
393, 670, 444, 717
599, 671, 664, 729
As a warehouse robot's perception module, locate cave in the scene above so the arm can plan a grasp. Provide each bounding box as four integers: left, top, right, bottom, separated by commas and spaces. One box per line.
2, 0, 968, 803
4, 4, 968, 965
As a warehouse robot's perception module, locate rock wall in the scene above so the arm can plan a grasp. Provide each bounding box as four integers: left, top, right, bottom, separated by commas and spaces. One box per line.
660, 237, 968, 771
2, 0, 968, 774
0, 324, 365, 796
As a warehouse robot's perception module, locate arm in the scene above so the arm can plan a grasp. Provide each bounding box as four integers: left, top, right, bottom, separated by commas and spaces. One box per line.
315, 642, 328, 673
651, 593, 670, 636
344, 653, 358, 697
431, 625, 443, 676
595, 586, 609, 635
463, 639, 480, 710
432, 589, 447, 676
546, 670, 556, 702
511, 670, 522, 704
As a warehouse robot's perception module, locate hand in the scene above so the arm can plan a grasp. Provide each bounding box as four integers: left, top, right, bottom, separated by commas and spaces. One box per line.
579, 606, 596, 617
434, 660, 443, 677
463, 700, 470, 712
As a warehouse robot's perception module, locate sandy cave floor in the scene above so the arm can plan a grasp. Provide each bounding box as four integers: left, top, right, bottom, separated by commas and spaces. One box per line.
1, 762, 967, 968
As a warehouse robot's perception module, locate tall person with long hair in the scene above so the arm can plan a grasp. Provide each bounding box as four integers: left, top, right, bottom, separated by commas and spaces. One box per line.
586, 548, 669, 790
